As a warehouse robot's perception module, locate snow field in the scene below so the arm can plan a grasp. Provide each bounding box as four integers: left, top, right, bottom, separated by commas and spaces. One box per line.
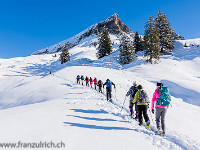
0, 38, 200, 149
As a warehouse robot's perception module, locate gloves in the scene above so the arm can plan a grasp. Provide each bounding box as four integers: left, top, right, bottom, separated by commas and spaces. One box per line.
152, 109, 154, 114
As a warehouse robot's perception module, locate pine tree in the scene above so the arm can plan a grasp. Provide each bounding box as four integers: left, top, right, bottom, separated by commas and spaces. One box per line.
155, 10, 174, 53
144, 16, 160, 63
134, 31, 143, 53
97, 26, 112, 59
184, 42, 188, 47
59, 43, 70, 64
119, 34, 135, 64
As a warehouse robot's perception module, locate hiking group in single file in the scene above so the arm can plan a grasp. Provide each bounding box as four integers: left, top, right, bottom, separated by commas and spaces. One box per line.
76, 75, 116, 101
76, 75, 171, 137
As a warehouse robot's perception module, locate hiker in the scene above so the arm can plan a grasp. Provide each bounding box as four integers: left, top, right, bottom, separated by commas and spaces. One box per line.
89, 77, 93, 88
151, 82, 171, 136
103, 79, 116, 101
126, 81, 138, 119
93, 77, 98, 90
76, 75, 80, 84
85, 76, 89, 87
97, 79, 103, 93
81, 75, 84, 85
132, 85, 150, 129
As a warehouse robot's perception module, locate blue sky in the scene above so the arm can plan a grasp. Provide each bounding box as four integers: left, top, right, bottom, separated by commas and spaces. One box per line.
0, 0, 200, 58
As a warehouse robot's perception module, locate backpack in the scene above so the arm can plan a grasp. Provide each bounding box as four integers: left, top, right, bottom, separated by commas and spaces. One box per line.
130, 86, 138, 99
86, 77, 89, 81
77, 75, 80, 79
81, 76, 84, 80
106, 80, 112, 88
98, 80, 103, 86
94, 78, 97, 82
157, 87, 171, 106
138, 90, 149, 104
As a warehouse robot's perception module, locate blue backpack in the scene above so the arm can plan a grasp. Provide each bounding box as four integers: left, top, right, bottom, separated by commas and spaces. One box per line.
157, 87, 171, 106
106, 80, 112, 88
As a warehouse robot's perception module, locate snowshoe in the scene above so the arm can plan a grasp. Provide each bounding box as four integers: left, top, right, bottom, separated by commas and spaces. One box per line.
145, 121, 151, 131
155, 130, 162, 136
129, 114, 134, 118
155, 131, 167, 138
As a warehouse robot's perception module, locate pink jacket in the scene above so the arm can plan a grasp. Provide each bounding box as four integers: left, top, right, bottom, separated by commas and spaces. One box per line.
151, 86, 168, 109
93, 78, 98, 84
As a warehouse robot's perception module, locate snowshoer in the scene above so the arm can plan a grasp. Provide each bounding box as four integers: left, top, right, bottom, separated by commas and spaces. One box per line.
89, 77, 93, 88
76, 75, 80, 84
126, 81, 138, 119
81, 75, 84, 85
132, 85, 150, 129
151, 82, 171, 136
97, 80, 103, 93
93, 77, 98, 90
85, 76, 89, 87
103, 79, 116, 101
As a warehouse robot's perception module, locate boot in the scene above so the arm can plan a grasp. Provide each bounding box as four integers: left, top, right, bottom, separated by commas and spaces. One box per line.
156, 130, 162, 135
146, 121, 150, 129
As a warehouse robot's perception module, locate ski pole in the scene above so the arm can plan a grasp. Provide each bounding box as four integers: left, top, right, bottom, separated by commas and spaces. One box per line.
148, 108, 153, 122
120, 96, 126, 113
115, 88, 116, 98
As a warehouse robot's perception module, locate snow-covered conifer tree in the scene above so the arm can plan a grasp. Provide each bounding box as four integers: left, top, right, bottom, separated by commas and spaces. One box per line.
59, 43, 70, 64
119, 34, 135, 64
155, 10, 174, 53
134, 31, 143, 53
144, 16, 160, 63
97, 26, 112, 59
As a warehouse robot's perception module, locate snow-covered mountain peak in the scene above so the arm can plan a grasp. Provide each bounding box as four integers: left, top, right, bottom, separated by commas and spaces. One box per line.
32, 13, 133, 55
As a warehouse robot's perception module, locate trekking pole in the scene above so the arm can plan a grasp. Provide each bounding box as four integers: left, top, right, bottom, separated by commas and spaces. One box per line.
148, 108, 154, 122
115, 88, 116, 99
120, 96, 126, 113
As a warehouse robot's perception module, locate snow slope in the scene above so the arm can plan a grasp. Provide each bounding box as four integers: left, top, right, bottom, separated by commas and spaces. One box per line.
0, 38, 200, 150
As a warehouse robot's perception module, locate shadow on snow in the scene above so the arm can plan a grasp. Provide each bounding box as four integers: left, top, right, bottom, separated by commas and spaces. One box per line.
63, 122, 132, 130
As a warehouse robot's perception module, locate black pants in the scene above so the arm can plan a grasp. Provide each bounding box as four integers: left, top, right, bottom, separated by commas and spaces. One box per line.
137, 105, 149, 124
94, 83, 97, 89
81, 80, 84, 85
86, 81, 89, 87
77, 79, 80, 84
98, 86, 102, 92
106, 88, 112, 101
129, 101, 138, 115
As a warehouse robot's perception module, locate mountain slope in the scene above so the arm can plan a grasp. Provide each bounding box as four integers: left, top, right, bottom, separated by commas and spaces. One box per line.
32, 13, 133, 55
0, 39, 200, 150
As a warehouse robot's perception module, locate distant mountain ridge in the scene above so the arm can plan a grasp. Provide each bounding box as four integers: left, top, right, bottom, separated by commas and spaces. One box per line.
32, 13, 184, 55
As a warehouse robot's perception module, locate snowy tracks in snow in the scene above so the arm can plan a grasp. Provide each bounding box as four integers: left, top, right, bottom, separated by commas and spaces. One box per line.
60, 74, 199, 150
96, 92, 199, 150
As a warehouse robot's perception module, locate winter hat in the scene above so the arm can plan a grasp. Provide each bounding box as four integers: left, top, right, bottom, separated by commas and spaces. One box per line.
137, 85, 143, 89
157, 82, 163, 87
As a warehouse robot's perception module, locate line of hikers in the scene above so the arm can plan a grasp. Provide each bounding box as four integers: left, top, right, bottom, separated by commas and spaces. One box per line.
76, 75, 171, 137
76, 75, 116, 101
126, 82, 171, 136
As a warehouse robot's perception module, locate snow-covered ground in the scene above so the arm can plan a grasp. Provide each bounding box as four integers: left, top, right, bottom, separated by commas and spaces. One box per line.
0, 37, 200, 150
